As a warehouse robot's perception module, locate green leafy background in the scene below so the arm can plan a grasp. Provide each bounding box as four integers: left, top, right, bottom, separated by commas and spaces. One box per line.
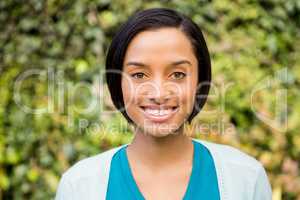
0, 0, 299, 199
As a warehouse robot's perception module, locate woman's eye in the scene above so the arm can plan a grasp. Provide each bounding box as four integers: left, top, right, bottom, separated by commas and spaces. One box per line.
131, 72, 145, 79
171, 72, 186, 79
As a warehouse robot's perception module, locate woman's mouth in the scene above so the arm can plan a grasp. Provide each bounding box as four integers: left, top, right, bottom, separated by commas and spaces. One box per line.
139, 105, 179, 123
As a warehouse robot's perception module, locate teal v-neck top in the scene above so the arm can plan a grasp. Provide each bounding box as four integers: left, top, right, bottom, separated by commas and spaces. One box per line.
106, 140, 220, 200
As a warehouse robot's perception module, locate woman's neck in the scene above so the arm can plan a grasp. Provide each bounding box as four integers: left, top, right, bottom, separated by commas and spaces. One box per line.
126, 127, 194, 169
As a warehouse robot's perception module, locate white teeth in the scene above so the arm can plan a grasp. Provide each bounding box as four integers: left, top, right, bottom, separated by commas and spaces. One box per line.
144, 109, 173, 116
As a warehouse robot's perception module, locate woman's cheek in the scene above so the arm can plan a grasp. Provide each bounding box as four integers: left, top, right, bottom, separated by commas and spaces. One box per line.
181, 81, 197, 107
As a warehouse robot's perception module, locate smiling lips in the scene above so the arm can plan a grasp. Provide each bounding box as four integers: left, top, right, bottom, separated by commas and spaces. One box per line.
140, 105, 179, 123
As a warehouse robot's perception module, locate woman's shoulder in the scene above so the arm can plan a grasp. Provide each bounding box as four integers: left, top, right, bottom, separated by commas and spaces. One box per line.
55, 145, 127, 200
193, 139, 272, 199
193, 138, 263, 171
61, 144, 126, 183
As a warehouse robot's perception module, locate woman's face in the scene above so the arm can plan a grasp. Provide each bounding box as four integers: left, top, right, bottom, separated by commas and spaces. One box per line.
121, 27, 198, 137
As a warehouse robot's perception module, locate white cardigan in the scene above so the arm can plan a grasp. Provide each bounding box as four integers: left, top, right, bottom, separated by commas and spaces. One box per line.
55, 139, 272, 200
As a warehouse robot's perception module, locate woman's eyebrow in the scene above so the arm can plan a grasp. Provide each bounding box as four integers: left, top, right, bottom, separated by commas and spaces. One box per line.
125, 60, 192, 67
171, 60, 192, 66
125, 61, 148, 67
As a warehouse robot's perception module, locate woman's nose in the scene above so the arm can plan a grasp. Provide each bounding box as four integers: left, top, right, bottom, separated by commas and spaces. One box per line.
150, 90, 170, 104
145, 79, 173, 104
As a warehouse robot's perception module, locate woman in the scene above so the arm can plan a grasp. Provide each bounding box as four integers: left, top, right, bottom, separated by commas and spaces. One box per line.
55, 8, 272, 200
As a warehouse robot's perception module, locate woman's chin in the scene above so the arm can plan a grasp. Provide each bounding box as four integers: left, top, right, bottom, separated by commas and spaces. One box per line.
141, 123, 182, 138
147, 131, 173, 138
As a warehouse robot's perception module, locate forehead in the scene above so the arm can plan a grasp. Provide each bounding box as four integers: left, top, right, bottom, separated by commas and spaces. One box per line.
124, 27, 196, 64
